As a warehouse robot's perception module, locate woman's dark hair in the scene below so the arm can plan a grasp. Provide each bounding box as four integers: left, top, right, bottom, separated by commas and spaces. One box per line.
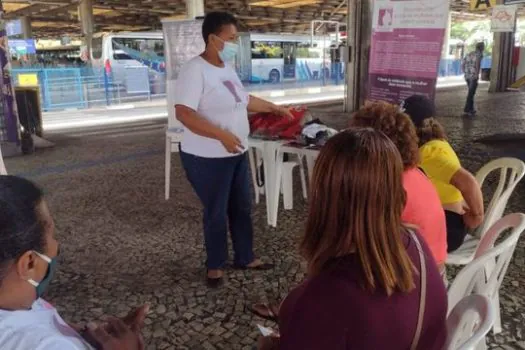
402, 94, 447, 145
0, 176, 46, 284
301, 128, 415, 296
202, 12, 238, 44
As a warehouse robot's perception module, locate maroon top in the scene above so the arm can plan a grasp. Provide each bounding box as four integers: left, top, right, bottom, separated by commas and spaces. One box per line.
278, 231, 448, 350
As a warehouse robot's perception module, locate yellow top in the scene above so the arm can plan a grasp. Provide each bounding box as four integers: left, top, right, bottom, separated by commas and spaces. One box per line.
419, 139, 464, 205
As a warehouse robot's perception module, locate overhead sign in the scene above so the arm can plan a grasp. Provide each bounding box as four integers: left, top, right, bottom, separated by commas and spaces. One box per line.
8, 39, 36, 55
470, 0, 496, 11
18, 73, 39, 87
491, 5, 517, 32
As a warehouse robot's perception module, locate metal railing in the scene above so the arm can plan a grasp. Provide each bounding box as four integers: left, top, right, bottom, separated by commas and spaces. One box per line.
10, 57, 492, 112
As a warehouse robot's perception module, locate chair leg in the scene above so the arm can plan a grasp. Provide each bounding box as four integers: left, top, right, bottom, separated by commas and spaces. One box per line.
299, 156, 308, 200
270, 151, 285, 227
282, 163, 296, 210
492, 292, 502, 334
248, 148, 260, 204
165, 136, 171, 200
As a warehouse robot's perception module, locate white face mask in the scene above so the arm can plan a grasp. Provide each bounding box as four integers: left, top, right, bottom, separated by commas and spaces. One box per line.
214, 36, 239, 62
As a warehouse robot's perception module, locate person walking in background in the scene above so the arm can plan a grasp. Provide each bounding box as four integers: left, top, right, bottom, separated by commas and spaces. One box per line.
174, 12, 292, 287
462, 42, 485, 116
403, 95, 484, 253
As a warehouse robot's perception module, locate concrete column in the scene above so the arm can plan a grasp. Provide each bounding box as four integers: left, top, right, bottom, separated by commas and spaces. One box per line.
344, 0, 372, 112
0, 2, 21, 155
20, 16, 32, 39
442, 13, 452, 58
489, 0, 516, 92
489, 31, 515, 92
186, 0, 205, 19
79, 0, 94, 63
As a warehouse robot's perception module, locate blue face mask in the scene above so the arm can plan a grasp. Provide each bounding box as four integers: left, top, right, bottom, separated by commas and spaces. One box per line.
216, 37, 239, 62
27, 251, 58, 299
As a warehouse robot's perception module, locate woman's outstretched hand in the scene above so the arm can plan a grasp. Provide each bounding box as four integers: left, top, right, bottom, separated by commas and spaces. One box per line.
275, 106, 294, 120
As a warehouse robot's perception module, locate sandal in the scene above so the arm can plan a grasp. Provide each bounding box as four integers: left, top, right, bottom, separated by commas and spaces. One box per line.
246, 302, 280, 323
233, 262, 274, 271
232, 259, 274, 271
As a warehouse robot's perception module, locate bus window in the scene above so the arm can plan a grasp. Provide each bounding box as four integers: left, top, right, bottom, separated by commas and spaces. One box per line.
92, 37, 103, 59
112, 37, 164, 60
296, 43, 321, 59
251, 41, 283, 59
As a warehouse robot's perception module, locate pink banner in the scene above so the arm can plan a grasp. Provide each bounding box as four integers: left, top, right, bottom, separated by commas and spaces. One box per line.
367, 0, 450, 104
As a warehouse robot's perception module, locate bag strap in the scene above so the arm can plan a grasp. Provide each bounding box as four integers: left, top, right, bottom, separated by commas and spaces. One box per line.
409, 230, 427, 350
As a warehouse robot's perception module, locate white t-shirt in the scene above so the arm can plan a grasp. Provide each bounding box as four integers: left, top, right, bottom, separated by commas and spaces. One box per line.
0, 299, 92, 350
174, 56, 250, 158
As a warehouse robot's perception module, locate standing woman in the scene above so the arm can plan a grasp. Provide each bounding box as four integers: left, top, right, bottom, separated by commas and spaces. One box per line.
174, 12, 291, 287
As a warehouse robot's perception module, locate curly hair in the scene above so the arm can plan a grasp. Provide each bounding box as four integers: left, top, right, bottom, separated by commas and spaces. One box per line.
349, 101, 420, 169
416, 118, 447, 145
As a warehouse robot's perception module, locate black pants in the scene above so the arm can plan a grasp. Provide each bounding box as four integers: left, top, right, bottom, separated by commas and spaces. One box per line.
445, 210, 468, 253
464, 78, 478, 113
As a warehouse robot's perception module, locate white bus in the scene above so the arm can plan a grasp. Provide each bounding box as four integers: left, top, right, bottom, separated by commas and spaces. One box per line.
91, 31, 165, 82
91, 31, 337, 85
237, 33, 334, 83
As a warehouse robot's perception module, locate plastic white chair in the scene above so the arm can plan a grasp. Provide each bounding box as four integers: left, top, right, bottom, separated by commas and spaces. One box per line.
248, 147, 307, 211
447, 213, 525, 336
0, 145, 6, 175
280, 156, 308, 210
444, 294, 494, 350
165, 127, 183, 200
248, 147, 265, 205
447, 158, 525, 265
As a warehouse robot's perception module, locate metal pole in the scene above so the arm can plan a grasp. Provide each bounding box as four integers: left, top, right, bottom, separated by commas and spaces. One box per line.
344, 0, 357, 112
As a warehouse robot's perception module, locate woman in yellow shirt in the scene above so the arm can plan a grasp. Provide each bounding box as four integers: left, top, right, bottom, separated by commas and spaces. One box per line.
402, 95, 484, 252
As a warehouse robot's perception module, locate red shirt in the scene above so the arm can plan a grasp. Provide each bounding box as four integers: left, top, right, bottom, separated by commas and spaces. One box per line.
278, 231, 448, 350
402, 168, 448, 265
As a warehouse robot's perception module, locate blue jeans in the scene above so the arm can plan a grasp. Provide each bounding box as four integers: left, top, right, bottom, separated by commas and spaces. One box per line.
180, 151, 255, 269
464, 78, 478, 113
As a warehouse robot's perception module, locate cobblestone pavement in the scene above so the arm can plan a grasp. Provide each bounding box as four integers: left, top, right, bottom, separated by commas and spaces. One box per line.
4, 87, 525, 349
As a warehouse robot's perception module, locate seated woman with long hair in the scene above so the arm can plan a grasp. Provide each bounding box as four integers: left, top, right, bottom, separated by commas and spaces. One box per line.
349, 101, 447, 270
0, 175, 147, 350
258, 129, 447, 350
402, 95, 484, 252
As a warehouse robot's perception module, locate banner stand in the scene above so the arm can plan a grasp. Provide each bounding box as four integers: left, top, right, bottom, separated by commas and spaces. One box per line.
367, 0, 450, 104
161, 18, 205, 151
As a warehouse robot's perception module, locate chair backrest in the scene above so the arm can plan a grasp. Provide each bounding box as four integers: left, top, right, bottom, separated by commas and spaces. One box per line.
474, 158, 525, 238
448, 213, 525, 312
444, 294, 494, 350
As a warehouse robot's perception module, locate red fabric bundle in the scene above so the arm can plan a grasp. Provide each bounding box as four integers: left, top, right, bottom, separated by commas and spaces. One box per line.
249, 107, 308, 139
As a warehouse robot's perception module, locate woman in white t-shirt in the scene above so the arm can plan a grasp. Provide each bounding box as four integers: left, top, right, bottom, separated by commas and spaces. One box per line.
0, 175, 147, 350
175, 12, 292, 287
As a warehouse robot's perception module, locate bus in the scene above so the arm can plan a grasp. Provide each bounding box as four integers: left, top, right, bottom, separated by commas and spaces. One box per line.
90, 31, 338, 85
238, 33, 335, 83
91, 31, 165, 82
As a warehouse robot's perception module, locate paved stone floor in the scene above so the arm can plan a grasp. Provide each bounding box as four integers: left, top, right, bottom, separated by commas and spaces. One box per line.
4, 87, 525, 349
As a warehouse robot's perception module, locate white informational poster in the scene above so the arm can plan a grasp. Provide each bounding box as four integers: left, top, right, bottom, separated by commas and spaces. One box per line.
491, 5, 517, 33
161, 18, 205, 139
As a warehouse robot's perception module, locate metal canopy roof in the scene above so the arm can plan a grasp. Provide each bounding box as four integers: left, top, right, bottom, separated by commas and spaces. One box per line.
2, 0, 520, 37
